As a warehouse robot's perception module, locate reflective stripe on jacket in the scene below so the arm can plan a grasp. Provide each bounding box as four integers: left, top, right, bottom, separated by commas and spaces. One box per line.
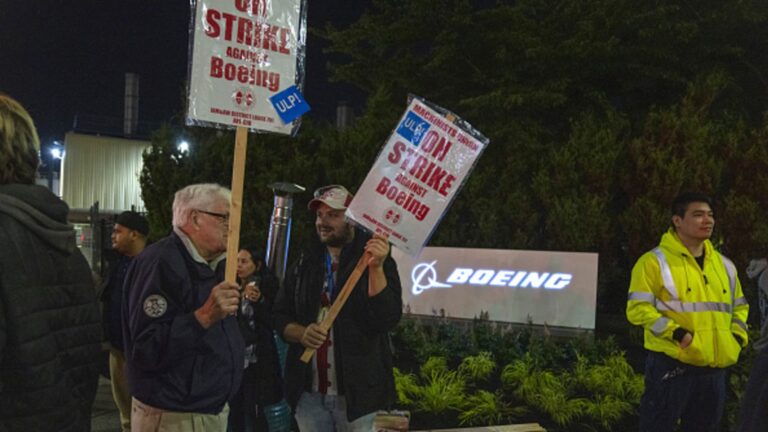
626, 229, 749, 368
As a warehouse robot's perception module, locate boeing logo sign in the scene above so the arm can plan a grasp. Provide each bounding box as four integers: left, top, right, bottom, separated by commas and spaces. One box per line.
411, 260, 573, 295
393, 246, 597, 329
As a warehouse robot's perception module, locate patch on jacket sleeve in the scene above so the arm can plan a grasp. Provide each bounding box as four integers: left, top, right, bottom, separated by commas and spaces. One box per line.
143, 294, 168, 318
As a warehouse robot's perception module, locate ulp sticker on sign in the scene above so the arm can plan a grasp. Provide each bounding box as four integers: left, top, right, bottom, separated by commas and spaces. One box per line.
270, 85, 310, 124
396, 111, 431, 146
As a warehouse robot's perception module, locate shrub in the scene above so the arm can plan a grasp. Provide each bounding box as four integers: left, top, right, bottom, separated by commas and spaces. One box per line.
458, 390, 528, 426
414, 368, 467, 415
458, 352, 496, 385
392, 318, 644, 430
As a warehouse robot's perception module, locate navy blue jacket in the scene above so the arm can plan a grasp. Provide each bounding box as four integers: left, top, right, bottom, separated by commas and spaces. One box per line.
122, 232, 244, 414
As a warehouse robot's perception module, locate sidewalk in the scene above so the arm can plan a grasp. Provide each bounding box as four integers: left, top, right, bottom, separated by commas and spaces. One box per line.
91, 377, 122, 432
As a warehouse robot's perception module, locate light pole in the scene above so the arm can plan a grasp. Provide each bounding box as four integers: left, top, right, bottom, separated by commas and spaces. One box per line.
49, 141, 63, 194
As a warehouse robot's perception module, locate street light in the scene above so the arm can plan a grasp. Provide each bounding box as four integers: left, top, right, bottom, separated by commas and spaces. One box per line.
46, 141, 64, 193
177, 140, 190, 154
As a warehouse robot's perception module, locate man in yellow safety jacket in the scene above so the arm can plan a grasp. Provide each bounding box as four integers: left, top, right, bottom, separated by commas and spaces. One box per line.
627, 192, 749, 432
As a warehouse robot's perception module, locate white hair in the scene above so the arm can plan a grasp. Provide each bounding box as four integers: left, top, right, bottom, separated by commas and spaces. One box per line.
172, 183, 231, 227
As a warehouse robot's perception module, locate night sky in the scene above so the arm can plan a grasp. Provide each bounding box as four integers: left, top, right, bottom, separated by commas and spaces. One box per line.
0, 0, 369, 146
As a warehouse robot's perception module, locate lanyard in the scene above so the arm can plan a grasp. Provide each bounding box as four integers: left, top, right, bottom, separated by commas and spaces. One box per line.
325, 250, 336, 299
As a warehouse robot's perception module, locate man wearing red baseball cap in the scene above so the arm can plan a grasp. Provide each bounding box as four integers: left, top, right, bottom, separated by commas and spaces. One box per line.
274, 184, 403, 432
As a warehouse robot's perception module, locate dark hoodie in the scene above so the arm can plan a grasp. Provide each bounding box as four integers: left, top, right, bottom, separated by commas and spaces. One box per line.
0, 184, 101, 431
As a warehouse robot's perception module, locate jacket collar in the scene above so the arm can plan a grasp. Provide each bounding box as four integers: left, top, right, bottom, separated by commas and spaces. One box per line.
660, 227, 714, 261
173, 227, 225, 271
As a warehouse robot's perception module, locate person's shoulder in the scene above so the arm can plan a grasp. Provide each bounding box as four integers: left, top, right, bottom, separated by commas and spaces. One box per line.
134, 235, 183, 266
631, 249, 662, 273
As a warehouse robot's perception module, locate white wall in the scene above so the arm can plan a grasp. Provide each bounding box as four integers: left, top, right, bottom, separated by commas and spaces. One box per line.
61, 132, 151, 211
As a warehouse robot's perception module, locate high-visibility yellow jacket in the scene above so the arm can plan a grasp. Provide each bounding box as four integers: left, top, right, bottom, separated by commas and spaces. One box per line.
627, 229, 749, 368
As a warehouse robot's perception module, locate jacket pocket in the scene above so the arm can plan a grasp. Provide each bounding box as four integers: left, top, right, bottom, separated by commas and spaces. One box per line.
716, 328, 741, 366
676, 328, 742, 367
676, 330, 708, 366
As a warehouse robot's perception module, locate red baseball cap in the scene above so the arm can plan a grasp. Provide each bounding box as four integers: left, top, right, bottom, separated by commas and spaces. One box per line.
308, 185, 353, 211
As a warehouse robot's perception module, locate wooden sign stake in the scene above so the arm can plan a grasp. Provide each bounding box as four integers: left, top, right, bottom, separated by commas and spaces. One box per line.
224, 126, 249, 284
300, 252, 371, 363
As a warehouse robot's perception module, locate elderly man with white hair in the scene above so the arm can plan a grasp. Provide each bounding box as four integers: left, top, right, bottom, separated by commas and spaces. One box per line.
122, 183, 244, 432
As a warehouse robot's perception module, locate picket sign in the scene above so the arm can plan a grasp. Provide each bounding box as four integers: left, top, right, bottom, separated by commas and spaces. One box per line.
186, 0, 306, 283
299, 96, 489, 362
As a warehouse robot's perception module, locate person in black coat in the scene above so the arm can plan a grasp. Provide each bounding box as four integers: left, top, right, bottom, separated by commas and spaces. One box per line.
228, 246, 283, 432
273, 185, 402, 432
0, 93, 102, 431
101, 210, 149, 432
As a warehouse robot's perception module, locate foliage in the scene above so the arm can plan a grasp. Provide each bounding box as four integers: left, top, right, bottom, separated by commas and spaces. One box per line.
414, 366, 467, 415
500, 352, 641, 430
392, 367, 420, 407
571, 354, 644, 403
458, 352, 496, 384
420, 356, 449, 378
394, 322, 642, 431
393, 317, 760, 431
457, 390, 527, 427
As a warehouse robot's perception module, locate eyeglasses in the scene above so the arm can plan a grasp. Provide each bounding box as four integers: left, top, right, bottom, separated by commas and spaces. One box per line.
195, 209, 229, 224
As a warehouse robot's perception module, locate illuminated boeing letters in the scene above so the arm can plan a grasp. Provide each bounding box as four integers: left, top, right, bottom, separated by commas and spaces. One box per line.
410, 261, 573, 295
393, 247, 598, 329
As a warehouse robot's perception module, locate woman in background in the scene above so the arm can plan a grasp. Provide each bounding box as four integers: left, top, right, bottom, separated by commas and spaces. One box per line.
229, 246, 284, 432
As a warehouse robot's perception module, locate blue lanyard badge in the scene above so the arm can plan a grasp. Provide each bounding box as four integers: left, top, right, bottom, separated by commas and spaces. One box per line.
325, 251, 336, 299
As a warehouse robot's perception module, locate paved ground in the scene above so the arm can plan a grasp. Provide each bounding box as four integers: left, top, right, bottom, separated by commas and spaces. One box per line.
91, 377, 122, 432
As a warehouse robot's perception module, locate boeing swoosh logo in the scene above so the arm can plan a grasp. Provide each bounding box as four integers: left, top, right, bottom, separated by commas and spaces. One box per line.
411, 261, 452, 295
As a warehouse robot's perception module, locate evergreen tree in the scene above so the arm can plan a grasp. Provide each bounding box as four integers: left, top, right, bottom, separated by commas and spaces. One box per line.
140, 0, 768, 316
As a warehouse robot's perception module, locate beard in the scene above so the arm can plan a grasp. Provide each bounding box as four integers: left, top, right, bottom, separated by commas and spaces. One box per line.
317, 223, 354, 247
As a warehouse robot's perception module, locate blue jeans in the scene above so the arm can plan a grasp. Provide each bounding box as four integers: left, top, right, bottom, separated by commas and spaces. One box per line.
294, 393, 375, 432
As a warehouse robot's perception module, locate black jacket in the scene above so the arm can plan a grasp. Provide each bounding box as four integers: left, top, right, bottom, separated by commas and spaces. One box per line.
273, 228, 402, 421
122, 232, 244, 414
0, 184, 101, 431
236, 266, 283, 405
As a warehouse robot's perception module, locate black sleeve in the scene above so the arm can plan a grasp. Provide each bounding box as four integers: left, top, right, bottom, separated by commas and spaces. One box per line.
359, 252, 403, 334
272, 258, 300, 340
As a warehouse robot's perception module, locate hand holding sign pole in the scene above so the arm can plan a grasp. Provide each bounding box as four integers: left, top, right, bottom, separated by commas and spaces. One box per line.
299, 251, 371, 363
299, 95, 490, 362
